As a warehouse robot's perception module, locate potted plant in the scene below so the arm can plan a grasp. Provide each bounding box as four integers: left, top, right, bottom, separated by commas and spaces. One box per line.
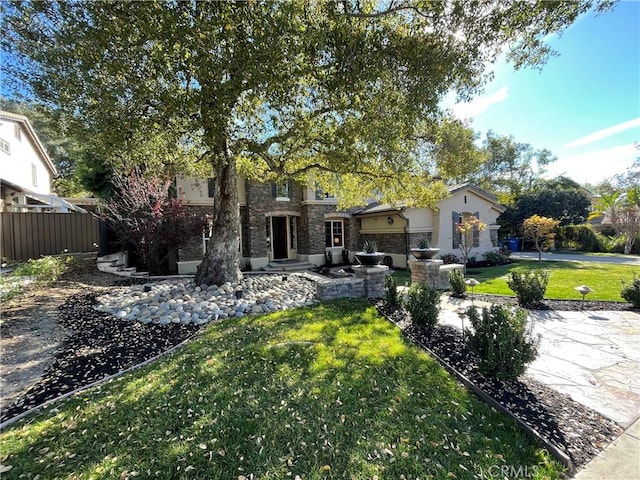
410, 238, 440, 259
355, 240, 385, 266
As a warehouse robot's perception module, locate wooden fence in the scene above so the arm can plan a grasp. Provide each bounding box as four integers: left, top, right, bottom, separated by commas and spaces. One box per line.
0, 212, 100, 261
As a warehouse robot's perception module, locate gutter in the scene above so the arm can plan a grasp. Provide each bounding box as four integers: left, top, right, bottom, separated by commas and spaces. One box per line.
397, 209, 410, 266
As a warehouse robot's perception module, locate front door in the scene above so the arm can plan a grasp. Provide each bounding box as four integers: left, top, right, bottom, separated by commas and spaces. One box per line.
271, 216, 288, 260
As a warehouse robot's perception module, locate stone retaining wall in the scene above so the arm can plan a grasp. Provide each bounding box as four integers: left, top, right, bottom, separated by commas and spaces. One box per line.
311, 265, 389, 301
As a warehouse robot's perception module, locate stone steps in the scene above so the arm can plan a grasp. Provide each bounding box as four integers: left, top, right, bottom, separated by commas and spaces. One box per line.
262, 261, 314, 272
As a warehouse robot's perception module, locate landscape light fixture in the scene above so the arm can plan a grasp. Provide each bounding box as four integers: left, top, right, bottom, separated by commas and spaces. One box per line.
574, 285, 593, 309
387, 216, 394, 225
465, 277, 480, 305
457, 307, 467, 342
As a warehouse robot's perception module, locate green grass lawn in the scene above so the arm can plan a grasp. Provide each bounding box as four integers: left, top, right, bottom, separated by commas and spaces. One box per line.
0, 300, 563, 479
394, 260, 639, 302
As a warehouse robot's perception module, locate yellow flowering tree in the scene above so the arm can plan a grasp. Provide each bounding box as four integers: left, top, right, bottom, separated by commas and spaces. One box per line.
523, 215, 560, 261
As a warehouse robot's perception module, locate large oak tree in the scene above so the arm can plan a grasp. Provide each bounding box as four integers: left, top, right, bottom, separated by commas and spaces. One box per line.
2, 0, 613, 285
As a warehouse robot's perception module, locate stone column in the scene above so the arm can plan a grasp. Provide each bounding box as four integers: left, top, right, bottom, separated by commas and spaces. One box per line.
353, 265, 389, 298
409, 259, 445, 289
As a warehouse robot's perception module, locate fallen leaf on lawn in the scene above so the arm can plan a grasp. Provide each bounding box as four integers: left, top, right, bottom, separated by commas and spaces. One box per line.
198, 444, 207, 450
185, 466, 195, 472
0, 465, 12, 473
320, 465, 331, 471
218, 449, 226, 457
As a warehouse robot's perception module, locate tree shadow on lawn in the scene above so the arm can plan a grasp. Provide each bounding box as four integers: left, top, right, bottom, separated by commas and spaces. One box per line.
1, 300, 561, 479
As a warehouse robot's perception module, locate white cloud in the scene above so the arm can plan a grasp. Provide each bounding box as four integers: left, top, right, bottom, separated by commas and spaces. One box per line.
564, 118, 640, 148
451, 86, 509, 120
545, 143, 637, 185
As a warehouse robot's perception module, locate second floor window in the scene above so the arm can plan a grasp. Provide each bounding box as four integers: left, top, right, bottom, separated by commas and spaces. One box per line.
272, 181, 290, 200
31, 163, 38, 187
0, 138, 9, 154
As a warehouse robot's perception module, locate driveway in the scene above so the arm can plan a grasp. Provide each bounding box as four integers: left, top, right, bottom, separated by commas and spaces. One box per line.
439, 297, 640, 428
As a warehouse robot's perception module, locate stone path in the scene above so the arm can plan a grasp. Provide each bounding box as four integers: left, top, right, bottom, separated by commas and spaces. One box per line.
439, 297, 640, 428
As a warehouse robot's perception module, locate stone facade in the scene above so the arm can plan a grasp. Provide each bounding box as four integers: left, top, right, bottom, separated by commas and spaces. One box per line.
178, 205, 212, 262
245, 181, 304, 258
408, 232, 433, 249
360, 233, 407, 256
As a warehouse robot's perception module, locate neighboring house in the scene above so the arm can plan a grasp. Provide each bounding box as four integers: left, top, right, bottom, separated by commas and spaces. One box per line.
0, 110, 84, 213
176, 177, 504, 273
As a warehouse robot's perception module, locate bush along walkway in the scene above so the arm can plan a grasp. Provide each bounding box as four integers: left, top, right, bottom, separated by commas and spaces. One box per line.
373, 299, 624, 474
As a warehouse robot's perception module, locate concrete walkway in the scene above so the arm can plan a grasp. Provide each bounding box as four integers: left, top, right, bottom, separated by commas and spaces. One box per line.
438, 296, 640, 479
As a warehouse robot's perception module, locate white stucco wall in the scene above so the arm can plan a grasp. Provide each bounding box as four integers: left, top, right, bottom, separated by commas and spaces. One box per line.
0, 117, 53, 195
176, 176, 247, 205
435, 189, 501, 255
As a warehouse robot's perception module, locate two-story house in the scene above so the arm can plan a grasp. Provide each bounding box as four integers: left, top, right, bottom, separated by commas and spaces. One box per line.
0, 110, 85, 213
175, 177, 504, 274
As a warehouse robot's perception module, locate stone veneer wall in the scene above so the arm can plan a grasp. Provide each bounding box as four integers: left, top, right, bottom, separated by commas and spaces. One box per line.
178, 205, 212, 262
301, 203, 349, 256
346, 216, 361, 253
408, 232, 433, 249
360, 233, 407, 257
245, 181, 304, 258
240, 205, 249, 257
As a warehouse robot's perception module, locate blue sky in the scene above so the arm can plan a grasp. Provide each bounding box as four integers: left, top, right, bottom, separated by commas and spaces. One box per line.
445, 1, 639, 187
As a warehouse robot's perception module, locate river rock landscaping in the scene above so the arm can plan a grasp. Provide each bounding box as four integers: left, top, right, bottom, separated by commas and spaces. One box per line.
94, 274, 318, 324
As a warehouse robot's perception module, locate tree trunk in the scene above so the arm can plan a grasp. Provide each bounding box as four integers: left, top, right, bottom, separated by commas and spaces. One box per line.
194, 156, 242, 286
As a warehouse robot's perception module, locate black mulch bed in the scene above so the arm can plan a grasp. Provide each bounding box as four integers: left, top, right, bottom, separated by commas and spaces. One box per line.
467, 292, 635, 312
373, 299, 624, 471
1, 290, 202, 423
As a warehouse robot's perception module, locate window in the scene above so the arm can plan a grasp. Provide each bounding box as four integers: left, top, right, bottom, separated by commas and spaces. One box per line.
272, 181, 290, 200
207, 178, 215, 197
452, 211, 480, 248
325, 220, 344, 248
31, 163, 37, 187
315, 186, 336, 200
0, 138, 9, 154
14, 124, 22, 141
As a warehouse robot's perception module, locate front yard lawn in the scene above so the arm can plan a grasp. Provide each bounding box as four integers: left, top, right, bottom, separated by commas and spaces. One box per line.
0, 300, 563, 479
467, 261, 636, 301
394, 260, 638, 302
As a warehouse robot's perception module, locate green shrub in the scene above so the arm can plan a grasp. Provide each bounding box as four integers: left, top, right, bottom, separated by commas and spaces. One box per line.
384, 274, 400, 307
483, 249, 511, 266
596, 233, 625, 253
506, 266, 549, 307
1, 255, 73, 302
556, 225, 601, 252
406, 283, 441, 336
440, 253, 460, 264
465, 305, 540, 380
12, 255, 71, 284
621, 276, 640, 308
449, 269, 466, 298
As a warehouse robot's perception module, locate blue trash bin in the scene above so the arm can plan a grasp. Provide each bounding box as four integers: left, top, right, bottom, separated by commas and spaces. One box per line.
505, 238, 520, 252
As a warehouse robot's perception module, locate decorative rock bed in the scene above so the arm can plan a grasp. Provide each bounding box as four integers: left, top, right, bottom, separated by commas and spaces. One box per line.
94, 274, 319, 325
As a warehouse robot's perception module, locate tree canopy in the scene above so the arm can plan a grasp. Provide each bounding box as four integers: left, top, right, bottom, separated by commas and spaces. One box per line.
498, 176, 592, 235
468, 130, 558, 204
2, 0, 613, 284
